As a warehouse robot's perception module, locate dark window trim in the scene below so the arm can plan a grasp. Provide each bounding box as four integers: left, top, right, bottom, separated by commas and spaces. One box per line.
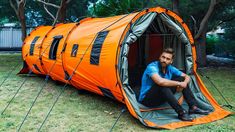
98, 86, 116, 100
90, 31, 109, 65
54, 35, 63, 39
33, 64, 41, 73
29, 36, 40, 55
71, 44, 79, 57
49, 35, 63, 60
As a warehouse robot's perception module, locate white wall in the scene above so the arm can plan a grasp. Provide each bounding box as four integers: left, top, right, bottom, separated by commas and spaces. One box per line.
0, 27, 33, 48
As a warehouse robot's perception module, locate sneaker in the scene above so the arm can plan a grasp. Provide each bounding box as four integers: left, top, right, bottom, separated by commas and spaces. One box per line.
178, 110, 194, 121
189, 107, 210, 115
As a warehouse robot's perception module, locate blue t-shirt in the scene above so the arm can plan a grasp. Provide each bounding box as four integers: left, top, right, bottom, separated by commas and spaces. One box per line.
138, 61, 183, 102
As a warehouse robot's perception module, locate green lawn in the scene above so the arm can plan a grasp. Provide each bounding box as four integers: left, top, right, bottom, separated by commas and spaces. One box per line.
0, 53, 234, 132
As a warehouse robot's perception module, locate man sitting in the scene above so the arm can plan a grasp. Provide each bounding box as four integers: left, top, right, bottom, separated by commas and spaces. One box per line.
138, 48, 209, 121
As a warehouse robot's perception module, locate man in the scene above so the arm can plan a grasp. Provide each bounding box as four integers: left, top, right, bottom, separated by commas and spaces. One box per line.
138, 48, 209, 121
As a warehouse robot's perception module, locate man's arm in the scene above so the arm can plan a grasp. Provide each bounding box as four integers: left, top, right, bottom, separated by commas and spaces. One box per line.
151, 73, 190, 88
180, 73, 191, 88
151, 74, 181, 87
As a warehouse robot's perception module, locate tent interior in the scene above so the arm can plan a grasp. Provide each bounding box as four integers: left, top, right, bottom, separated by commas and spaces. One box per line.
127, 15, 186, 98
119, 12, 216, 126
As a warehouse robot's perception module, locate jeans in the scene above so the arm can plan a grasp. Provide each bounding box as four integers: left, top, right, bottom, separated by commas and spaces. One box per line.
141, 78, 197, 114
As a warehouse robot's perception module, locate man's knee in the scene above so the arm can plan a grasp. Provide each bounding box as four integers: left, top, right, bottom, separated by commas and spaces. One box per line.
159, 86, 176, 95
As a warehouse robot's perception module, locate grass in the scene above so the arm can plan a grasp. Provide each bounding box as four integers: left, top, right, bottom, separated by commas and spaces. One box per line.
0, 53, 234, 132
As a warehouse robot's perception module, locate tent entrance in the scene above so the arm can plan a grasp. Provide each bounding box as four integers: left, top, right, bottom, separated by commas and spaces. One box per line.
119, 12, 215, 127
117, 10, 228, 129
128, 33, 164, 96
126, 14, 187, 98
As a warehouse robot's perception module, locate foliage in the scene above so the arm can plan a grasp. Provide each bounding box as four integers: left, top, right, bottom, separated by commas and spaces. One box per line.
88, 0, 158, 17
206, 34, 219, 54
66, 0, 89, 22
1, 0, 234, 31
214, 40, 235, 57
0, 0, 89, 26
206, 34, 235, 57
0, 1, 18, 24
223, 18, 235, 41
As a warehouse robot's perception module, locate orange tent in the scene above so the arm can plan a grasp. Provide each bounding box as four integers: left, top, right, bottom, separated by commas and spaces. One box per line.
20, 7, 231, 129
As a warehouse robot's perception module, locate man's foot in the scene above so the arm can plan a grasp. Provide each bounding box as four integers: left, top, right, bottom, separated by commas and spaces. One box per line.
178, 110, 194, 121
189, 107, 210, 115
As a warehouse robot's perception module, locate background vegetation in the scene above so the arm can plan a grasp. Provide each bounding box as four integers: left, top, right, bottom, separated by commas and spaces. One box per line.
1, 0, 235, 66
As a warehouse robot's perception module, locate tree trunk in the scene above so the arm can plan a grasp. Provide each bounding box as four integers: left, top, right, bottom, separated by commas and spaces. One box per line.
19, 2, 27, 41
9, 0, 27, 41
57, 0, 67, 23
195, 24, 208, 67
172, 0, 179, 15
194, 0, 217, 67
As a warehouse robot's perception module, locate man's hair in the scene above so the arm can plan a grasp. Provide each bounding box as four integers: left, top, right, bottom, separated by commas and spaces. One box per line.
162, 48, 175, 58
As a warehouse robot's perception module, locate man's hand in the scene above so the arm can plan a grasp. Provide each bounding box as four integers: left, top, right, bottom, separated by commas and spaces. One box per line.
179, 81, 188, 89
176, 82, 187, 92
176, 86, 184, 92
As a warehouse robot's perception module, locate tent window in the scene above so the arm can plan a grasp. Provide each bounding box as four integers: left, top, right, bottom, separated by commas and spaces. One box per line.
90, 31, 109, 65
71, 44, 79, 57
29, 36, 40, 55
98, 86, 116, 100
33, 64, 41, 73
49, 35, 63, 60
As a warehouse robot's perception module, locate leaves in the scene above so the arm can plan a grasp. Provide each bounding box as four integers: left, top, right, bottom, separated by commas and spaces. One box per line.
89, 0, 154, 17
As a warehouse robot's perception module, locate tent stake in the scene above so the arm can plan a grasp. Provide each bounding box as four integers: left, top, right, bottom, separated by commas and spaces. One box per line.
109, 108, 126, 132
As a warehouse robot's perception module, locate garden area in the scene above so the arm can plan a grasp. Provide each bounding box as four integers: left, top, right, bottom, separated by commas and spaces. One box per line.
0, 53, 234, 131
1, 0, 235, 131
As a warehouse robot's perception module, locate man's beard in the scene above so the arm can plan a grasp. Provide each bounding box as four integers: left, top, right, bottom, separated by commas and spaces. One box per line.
160, 62, 167, 67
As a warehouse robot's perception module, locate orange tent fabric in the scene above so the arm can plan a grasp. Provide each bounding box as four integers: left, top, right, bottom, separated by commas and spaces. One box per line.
21, 7, 231, 129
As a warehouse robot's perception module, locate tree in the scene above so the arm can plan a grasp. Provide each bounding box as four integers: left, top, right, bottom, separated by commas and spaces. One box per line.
193, 0, 217, 66
24, 0, 89, 26
88, 0, 156, 17
89, 0, 209, 66
36, 0, 72, 25
179, 0, 235, 66
172, 0, 179, 15
9, 0, 27, 41
162, 0, 217, 66
0, 1, 18, 25
66, 0, 89, 22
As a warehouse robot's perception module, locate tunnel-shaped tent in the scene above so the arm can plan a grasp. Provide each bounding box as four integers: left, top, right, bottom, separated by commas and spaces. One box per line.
21, 7, 231, 129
